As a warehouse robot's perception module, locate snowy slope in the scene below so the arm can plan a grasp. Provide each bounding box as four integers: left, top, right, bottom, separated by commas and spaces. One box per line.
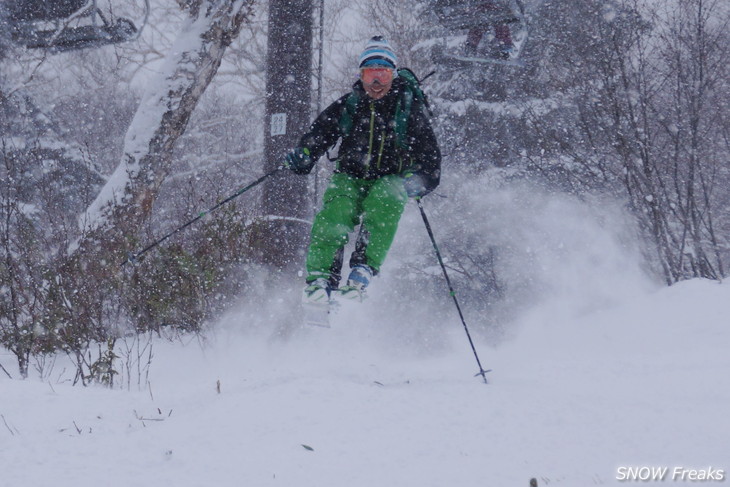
2, 277, 728, 487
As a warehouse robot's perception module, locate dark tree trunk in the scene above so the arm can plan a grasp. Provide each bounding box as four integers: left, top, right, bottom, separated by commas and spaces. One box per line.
261, 0, 314, 272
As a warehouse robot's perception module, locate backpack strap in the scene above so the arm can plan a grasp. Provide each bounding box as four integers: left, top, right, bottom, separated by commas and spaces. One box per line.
394, 68, 429, 150
338, 92, 359, 137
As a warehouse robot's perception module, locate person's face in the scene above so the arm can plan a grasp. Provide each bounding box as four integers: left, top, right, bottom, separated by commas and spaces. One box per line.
361, 66, 394, 100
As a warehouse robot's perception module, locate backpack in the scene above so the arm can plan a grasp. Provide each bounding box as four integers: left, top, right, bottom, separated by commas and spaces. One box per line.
338, 67, 432, 151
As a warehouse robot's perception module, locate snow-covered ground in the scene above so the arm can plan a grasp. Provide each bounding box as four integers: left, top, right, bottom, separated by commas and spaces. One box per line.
3, 184, 728, 486
2, 274, 728, 487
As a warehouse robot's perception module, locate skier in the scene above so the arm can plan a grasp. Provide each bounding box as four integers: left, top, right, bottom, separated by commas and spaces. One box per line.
283, 36, 441, 304
464, 0, 519, 59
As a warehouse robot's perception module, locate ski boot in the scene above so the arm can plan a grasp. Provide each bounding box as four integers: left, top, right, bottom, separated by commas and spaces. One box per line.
496, 41, 515, 60
303, 278, 331, 305
338, 265, 373, 302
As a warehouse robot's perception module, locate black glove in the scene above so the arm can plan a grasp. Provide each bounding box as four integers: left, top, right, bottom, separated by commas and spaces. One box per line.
402, 172, 427, 198
283, 147, 314, 175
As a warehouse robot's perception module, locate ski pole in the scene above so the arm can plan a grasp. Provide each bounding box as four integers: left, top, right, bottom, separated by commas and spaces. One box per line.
416, 198, 490, 384
121, 168, 281, 267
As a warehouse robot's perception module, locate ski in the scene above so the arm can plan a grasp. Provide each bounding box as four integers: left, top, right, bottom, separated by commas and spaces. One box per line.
301, 288, 364, 328
440, 53, 526, 68
302, 301, 331, 328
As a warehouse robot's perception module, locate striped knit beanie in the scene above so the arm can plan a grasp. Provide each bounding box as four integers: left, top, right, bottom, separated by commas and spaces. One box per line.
358, 36, 398, 69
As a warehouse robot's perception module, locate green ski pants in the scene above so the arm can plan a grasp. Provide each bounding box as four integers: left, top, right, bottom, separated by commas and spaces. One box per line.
306, 173, 408, 282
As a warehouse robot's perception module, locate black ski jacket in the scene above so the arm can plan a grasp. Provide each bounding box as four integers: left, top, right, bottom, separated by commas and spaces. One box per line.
297, 77, 441, 194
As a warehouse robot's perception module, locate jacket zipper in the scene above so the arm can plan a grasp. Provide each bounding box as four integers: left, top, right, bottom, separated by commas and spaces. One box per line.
367, 101, 389, 172
366, 102, 375, 172
376, 134, 385, 170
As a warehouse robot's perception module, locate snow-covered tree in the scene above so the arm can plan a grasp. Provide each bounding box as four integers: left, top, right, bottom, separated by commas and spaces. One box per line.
78, 0, 254, 244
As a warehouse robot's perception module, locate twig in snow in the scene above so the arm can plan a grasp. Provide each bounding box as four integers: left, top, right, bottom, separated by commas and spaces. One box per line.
133, 409, 167, 422
1, 415, 17, 436
0, 363, 12, 379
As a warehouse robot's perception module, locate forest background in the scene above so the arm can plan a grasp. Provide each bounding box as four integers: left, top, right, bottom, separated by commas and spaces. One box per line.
1, 0, 728, 383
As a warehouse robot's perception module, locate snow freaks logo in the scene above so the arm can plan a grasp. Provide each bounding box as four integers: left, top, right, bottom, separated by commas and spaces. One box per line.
616, 466, 726, 482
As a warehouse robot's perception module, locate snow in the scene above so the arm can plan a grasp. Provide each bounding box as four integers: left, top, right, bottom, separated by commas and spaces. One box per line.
3, 2, 729, 483
2, 275, 728, 486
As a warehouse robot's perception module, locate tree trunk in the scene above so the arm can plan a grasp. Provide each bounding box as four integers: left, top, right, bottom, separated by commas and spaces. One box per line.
260, 0, 313, 272
55, 1, 254, 350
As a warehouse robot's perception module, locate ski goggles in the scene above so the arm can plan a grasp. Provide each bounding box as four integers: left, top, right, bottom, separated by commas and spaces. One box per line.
360, 67, 395, 85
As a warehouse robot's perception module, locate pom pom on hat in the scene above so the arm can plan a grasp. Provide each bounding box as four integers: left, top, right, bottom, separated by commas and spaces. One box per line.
358, 36, 397, 69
